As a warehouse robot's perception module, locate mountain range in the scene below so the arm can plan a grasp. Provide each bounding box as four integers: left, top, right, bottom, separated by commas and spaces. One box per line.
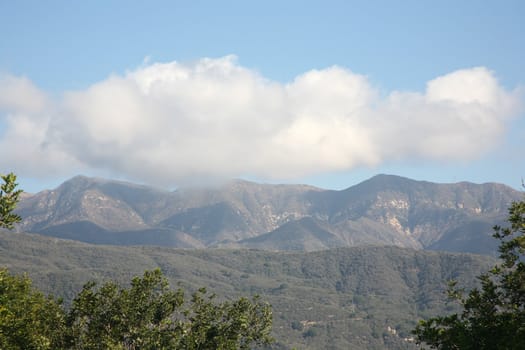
15, 174, 522, 255
5, 173, 521, 348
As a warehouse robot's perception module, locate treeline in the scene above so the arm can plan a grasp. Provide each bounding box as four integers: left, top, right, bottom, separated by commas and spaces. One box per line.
0, 268, 272, 350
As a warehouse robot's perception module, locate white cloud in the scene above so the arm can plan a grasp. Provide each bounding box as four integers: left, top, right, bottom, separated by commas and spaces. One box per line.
0, 75, 48, 114
0, 57, 521, 186
0, 75, 83, 177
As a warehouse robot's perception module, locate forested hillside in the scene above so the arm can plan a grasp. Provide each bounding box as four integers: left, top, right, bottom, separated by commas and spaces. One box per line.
0, 230, 494, 349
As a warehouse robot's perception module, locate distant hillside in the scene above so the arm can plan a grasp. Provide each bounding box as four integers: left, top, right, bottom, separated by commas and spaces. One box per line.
15, 174, 521, 254
0, 230, 495, 350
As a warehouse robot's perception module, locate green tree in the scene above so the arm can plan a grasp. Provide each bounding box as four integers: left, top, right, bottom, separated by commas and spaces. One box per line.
66, 269, 186, 349
66, 269, 273, 349
0, 172, 23, 229
0, 269, 66, 350
1, 267, 273, 349
180, 288, 273, 349
413, 199, 525, 349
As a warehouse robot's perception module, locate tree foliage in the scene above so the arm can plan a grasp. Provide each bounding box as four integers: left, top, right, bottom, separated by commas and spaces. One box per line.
179, 288, 273, 349
0, 269, 273, 350
66, 269, 185, 349
413, 199, 525, 349
0, 269, 66, 350
0, 172, 23, 229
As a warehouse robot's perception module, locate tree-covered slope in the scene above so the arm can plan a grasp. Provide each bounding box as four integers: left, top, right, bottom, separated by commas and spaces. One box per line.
0, 230, 495, 349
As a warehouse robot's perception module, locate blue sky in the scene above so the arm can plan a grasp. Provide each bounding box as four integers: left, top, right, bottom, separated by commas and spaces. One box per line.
1, 0, 524, 192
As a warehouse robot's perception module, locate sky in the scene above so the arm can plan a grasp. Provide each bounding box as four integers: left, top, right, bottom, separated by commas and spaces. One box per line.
0, 0, 524, 193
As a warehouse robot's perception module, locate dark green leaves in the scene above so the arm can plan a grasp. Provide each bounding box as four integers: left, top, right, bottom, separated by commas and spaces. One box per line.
0, 269, 66, 350
181, 290, 273, 349
1, 268, 273, 349
413, 199, 525, 349
0, 172, 22, 230
66, 269, 185, 349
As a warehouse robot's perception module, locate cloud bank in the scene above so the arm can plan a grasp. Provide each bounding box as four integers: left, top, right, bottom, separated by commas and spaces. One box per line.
0, 56, 521, 186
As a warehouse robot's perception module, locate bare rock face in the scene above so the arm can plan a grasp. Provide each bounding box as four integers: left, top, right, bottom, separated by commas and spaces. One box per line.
17, 176, 150, 232
15, 174, 521, 255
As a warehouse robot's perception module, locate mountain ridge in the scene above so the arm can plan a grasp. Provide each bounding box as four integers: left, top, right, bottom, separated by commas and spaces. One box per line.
15, 174, 522, 254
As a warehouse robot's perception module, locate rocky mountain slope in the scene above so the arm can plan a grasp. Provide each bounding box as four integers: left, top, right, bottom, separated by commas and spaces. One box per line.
15, 174, 522, 254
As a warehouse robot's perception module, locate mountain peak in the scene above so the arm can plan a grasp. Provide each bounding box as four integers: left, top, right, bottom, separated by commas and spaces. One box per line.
56, 175, 99, 192
363, 174, 428, 187
57, 175, 163, 193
